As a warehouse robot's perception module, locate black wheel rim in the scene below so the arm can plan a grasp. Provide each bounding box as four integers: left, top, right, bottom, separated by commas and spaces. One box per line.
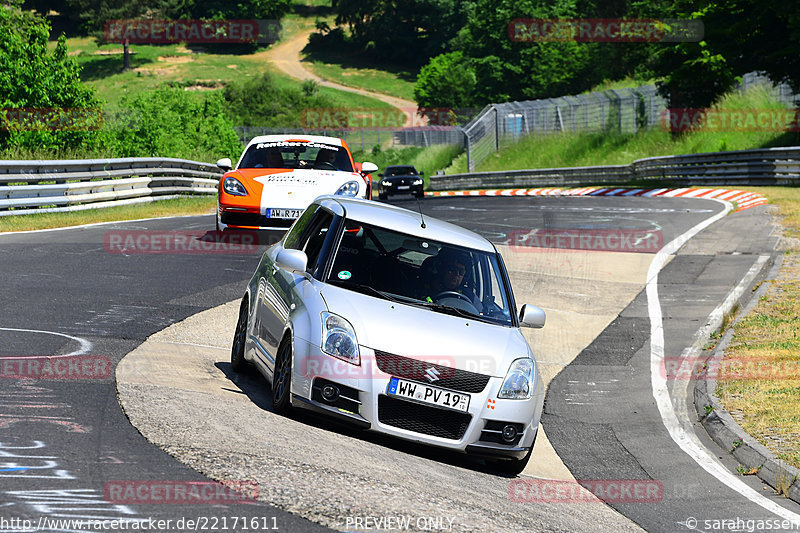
273, 346, 290, 403
232, 305, 247, 360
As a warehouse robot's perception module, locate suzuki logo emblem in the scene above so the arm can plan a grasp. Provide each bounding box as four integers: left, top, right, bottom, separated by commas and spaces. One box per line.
425, 367, 441, 382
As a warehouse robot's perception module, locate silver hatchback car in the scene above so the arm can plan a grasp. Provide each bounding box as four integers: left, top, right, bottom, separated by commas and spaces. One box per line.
231, 196, 546, 474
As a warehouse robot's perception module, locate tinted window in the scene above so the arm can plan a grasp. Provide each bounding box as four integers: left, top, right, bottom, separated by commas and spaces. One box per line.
302, 211, 334, 275
385, 166, 417, 176
283, 206, 318, 250
326, 220, 515, 326
239, 141, 353, 172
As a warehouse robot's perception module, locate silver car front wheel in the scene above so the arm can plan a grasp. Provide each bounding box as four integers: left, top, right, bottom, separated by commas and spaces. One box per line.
271, 339, 292, 414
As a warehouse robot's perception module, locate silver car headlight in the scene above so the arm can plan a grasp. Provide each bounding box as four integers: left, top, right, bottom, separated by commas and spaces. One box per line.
335, 180, 360, 196
223, 177, 248, 196
321, 312, 360, 365
498, 358, 534, 399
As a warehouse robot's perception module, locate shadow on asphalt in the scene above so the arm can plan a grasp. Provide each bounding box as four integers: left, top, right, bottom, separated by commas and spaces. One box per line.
214, 361, 516, 478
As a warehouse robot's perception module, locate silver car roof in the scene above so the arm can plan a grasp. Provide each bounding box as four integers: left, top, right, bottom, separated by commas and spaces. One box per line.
321, 197, 496, 253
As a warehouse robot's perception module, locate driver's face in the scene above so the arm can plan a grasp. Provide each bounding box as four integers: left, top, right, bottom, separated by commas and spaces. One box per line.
442, 262, 466, 290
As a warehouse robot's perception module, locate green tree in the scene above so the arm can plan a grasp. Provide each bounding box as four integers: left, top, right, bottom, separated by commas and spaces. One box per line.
102, 88, 241, 160
22, 0, 71, 16
418, 0, 595, 106
0, 2, 100, 151
222, 73, 335, 127
70, 0, 149, 71
331, 0, 471, 67
159, 0, 292, 20
414, 52, 476, 108
642, 0, 800, 109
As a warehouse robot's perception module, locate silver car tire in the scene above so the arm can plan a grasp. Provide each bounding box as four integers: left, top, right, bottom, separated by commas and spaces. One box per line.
230, 297, 251, 374
271, 339, 292, 414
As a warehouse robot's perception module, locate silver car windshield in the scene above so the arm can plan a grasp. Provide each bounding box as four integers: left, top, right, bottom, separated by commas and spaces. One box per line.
327, 220, 515, 326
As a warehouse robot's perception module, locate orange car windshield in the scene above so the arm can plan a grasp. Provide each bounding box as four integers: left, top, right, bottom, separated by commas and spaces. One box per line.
238, 141, 353, 172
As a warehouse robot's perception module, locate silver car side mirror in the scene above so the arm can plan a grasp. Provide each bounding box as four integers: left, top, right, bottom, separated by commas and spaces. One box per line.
216, 157, 232, 171
275, 248, 308, 275
519, 304, 546, 328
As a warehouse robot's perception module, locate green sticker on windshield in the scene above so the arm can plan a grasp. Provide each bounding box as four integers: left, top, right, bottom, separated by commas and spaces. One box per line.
338, 271, 352, 280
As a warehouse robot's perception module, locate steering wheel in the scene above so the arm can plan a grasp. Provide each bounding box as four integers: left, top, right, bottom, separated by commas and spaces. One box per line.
433, 291, 472, 303
315, 161, 337, 170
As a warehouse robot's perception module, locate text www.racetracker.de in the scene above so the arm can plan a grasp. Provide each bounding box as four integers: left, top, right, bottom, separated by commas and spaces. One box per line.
0, 515, 280, 531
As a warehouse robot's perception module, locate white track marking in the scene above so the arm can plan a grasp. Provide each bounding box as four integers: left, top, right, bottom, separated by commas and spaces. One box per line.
0, 328, 92, 356
648, 200, 800, 521
0, 213, 209, 236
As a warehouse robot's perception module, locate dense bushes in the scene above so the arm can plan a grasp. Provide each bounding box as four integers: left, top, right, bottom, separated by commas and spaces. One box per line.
101, 89, 242, 161
0, 3, 101, 152
222, 73, 335, 128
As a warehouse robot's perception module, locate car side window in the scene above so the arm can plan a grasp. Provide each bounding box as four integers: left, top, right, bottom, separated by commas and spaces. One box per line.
283, 207, 318, 250
302, 211, 334, 275
283, 206, 335, 277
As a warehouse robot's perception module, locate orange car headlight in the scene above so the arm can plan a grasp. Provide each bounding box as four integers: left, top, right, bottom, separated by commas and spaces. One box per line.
223, 177, 248, 196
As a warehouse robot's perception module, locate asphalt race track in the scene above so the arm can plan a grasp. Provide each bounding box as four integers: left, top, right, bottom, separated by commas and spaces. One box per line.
1, 195, 799, 532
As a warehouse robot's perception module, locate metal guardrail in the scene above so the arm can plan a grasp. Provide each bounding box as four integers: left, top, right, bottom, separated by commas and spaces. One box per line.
0, 158, 222, 216
430, 146, 800, 191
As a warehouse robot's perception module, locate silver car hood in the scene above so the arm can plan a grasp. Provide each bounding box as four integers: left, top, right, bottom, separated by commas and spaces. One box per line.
320, 284, 532, 378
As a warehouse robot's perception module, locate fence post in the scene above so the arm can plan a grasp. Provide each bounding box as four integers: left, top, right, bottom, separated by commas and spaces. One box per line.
465, 129, 472, 172
494, 106, 500, 152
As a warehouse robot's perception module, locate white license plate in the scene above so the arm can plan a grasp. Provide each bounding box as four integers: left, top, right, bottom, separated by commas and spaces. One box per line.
387, 377, 470, 412
397, 185, 410, 190
267, 208, 302, 219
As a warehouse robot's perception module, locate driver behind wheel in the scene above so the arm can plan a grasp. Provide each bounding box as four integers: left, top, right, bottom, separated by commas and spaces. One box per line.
421, 248, 479, 307
314, 148, 338, 169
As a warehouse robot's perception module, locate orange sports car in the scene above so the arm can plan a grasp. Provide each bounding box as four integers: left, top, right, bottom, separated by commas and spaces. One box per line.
216, 135, 377, 231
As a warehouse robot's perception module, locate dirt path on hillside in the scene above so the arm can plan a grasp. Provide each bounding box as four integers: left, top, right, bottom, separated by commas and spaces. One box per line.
263, 29, 419, 113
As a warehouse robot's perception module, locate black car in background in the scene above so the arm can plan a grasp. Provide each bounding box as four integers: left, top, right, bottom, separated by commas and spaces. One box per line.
378, 165, 424, 200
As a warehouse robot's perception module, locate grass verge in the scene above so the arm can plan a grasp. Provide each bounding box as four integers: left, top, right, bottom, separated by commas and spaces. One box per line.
0, 196, 216, 233
306, 60, 417, 102
716, 187, 800, 473
444, 85, 800, 174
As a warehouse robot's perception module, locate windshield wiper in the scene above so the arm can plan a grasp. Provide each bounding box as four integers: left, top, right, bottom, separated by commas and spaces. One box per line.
327, 280, 403, 303
419, 301, 489, 322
